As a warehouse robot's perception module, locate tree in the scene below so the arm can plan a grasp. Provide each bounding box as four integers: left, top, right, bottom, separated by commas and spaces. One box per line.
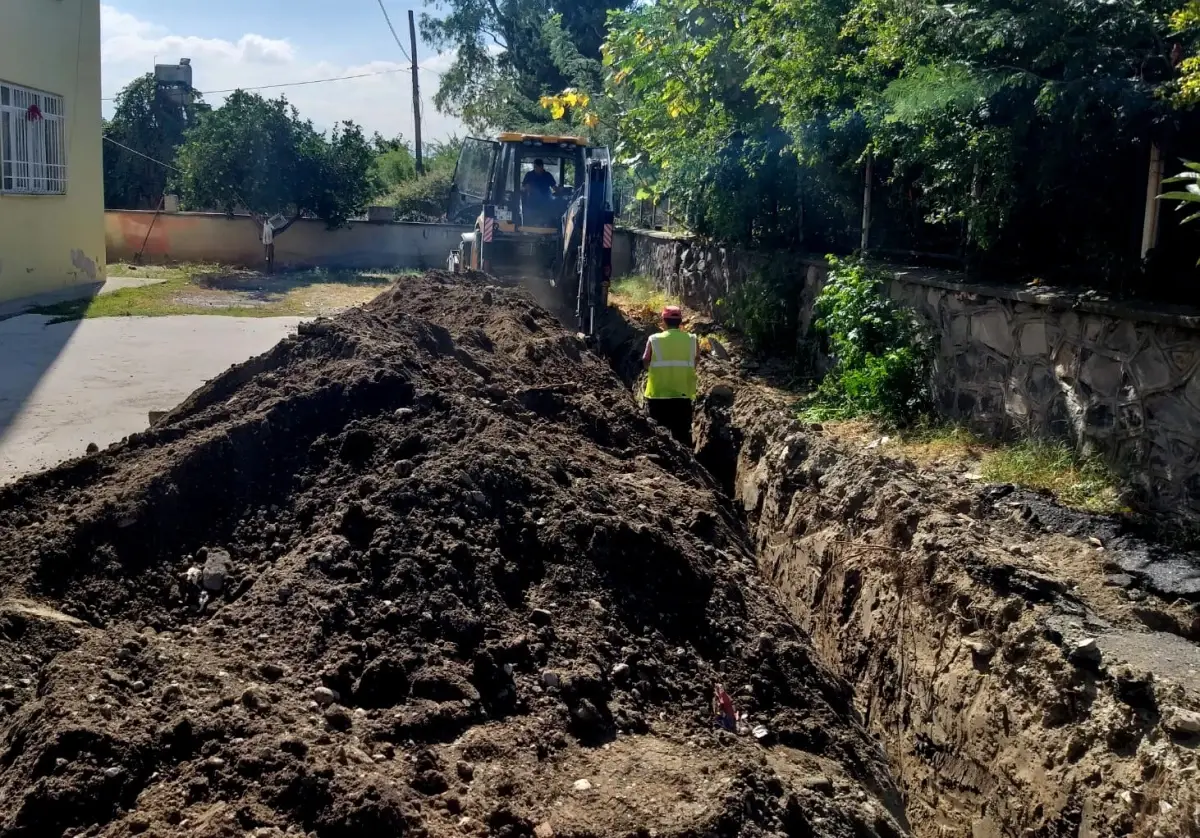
174, 91, 378, 242
421, 0, 632, 131
371, 132, 419, 194
103, 73, 208, 209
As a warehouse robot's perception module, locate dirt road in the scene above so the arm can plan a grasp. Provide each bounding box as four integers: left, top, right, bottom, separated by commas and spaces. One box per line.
0, 273, 905, 838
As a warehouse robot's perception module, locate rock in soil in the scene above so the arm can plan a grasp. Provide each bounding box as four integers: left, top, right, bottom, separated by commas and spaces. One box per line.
0, 272, 904, 838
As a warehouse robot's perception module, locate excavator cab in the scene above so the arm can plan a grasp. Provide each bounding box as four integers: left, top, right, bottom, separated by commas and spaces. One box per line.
447, 133, 614, 337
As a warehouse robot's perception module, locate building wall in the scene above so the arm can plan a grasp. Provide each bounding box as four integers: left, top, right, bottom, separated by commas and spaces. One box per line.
0, 0, 105, 304
617, 228, 1200, 516
105, 211, 471, 270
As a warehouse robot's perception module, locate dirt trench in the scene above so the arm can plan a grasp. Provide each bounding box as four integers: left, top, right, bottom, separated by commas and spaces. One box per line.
0, 272, 912, 838
678, 370, 1200, 838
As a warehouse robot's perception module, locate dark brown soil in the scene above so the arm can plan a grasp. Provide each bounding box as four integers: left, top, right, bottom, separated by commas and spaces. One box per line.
0, 273, 906, 838
692, 370, 1200, 838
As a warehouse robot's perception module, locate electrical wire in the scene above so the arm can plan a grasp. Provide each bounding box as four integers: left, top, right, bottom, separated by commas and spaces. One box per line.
375, 0, 413, 64
102, 135, 183, 172
100, 67, 410, 102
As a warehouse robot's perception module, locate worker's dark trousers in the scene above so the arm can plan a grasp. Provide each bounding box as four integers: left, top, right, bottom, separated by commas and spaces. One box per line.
647, 398, 693, 449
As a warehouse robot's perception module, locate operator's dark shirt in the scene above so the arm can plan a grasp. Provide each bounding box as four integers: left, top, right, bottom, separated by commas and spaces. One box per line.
523, 169, 557, 197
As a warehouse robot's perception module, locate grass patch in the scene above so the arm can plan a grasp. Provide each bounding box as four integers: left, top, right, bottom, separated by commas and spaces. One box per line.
979, 438, 1123, 514
821, 419, 1125, 514
608, 275, 677, 324
31, 263, 409, 323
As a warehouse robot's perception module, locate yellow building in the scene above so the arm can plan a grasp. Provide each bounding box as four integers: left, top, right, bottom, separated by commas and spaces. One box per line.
0, 0, 104, 304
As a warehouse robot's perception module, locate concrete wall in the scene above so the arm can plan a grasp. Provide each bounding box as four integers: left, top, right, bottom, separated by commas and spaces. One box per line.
105, 211, 472, 270
616, 228, 1200, 515
0, 0, 105, 304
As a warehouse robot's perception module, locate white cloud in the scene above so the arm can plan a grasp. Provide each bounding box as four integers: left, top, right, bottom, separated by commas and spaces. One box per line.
100, 4, 465, 142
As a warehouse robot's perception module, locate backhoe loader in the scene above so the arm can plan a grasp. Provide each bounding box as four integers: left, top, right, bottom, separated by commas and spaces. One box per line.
446, 132, 615, 338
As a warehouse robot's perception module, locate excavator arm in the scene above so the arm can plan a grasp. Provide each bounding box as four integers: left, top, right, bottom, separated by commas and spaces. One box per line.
558, 149, 614, 339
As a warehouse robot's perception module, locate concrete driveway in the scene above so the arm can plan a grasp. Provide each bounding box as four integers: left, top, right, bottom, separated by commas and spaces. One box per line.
0, 314, 301, 482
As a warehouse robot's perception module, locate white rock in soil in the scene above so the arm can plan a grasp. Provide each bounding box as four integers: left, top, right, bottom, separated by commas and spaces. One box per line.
202, 549, 231, 592
1070, 638, 1102, 665
572, 778, 593, 792
961, 637, 996, 658
312, 686, 339, 706
1162, 706, 1200, 736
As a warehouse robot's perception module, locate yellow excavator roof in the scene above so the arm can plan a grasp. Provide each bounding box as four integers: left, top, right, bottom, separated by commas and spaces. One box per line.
497, 131, 589, 146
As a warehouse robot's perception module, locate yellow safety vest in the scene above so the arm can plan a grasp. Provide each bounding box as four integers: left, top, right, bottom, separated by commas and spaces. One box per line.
645, 328, 698, 400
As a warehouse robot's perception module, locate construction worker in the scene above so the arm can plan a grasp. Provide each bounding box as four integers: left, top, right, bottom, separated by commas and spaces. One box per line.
642, 305, 699, 447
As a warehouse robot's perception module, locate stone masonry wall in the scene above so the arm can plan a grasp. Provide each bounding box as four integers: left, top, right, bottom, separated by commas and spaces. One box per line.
617, 228, 1200, 514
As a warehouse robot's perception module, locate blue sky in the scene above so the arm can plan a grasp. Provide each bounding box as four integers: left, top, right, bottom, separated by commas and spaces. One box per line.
101, 2, 467, 141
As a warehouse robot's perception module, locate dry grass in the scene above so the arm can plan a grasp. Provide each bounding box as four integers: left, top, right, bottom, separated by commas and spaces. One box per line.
31, 263, 411, 322
608, 275, 677, 325
821, 420, 1124, 514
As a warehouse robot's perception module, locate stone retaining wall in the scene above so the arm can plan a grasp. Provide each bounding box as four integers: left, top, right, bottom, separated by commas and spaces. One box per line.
615, 228, 1200, 514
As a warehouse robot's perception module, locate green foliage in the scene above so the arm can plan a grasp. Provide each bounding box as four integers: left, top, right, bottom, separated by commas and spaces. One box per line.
103, 74, 209, 209
422, 0, 629, 132
387, 139, 463, 221
805, 256, 930, 424
174, 91, 377, 233
716, 267, 798, 355
370, 133, 418, 194
602, 0, 1200, 287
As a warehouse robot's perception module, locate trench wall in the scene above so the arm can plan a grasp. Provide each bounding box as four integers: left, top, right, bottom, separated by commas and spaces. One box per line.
105, 210, 471, 271
613, 228, 1200, 514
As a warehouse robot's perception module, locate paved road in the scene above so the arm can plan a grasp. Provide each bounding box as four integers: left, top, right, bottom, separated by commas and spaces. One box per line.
0, 314, 301, 482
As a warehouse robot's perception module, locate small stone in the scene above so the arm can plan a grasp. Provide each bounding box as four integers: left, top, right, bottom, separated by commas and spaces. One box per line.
534, 823, 555, 838
611, 663, 631, 682
1162, 706, 1200, 737
481, 289, 494, 305
572, 778, 592, 792
529, 608, 553, 627
86, 442, 99, 455
202, 549, 231, 593
752, 725, 770, 740
205, 757, 226, 770
708, 383, 735, 401
128, 816, 150, 834
961, 637, 996, 658
541, 671, 561, 689
259, 662, 285, 681
394, 408, 415, 419
161, 683, 183, 704
1070, 638, 1103, 666
312, 686, 340, 706
1105, 574, 1134, 589
103, 766, 123, 779
800, 775, 834, 795
0, 684, 15, 699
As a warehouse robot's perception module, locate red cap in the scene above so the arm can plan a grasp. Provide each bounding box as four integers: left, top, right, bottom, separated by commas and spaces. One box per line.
662, 305, 683, 321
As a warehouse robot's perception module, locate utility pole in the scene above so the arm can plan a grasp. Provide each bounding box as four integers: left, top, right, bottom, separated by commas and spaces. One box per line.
408, 10, 424, 175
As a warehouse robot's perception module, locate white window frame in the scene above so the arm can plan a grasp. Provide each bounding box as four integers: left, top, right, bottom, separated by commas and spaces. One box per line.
0, 81, 67, 195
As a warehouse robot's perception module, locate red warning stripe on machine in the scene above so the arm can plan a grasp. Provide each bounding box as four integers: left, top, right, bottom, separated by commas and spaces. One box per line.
602, 224, 613, 248
482, 217, 495, 243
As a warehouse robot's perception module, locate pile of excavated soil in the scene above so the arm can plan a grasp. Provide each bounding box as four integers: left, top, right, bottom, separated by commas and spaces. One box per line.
0, 273, 906, 838
692, 372, 1200, 838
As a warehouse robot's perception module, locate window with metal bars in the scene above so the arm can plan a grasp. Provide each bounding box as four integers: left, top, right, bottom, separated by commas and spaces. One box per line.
0, 82, 67, 195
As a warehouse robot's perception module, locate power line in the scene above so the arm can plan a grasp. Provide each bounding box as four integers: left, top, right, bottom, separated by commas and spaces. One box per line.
101, 67, 409, 102
102, 134, 183, 172
376, 0, 413, 64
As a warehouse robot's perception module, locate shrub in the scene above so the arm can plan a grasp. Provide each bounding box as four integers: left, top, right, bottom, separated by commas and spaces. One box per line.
716, 266, 797, 356
806, 256, 931, 425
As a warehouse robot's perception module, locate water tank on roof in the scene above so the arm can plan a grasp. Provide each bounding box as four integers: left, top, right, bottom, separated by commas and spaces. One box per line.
155, 59, 194, 105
